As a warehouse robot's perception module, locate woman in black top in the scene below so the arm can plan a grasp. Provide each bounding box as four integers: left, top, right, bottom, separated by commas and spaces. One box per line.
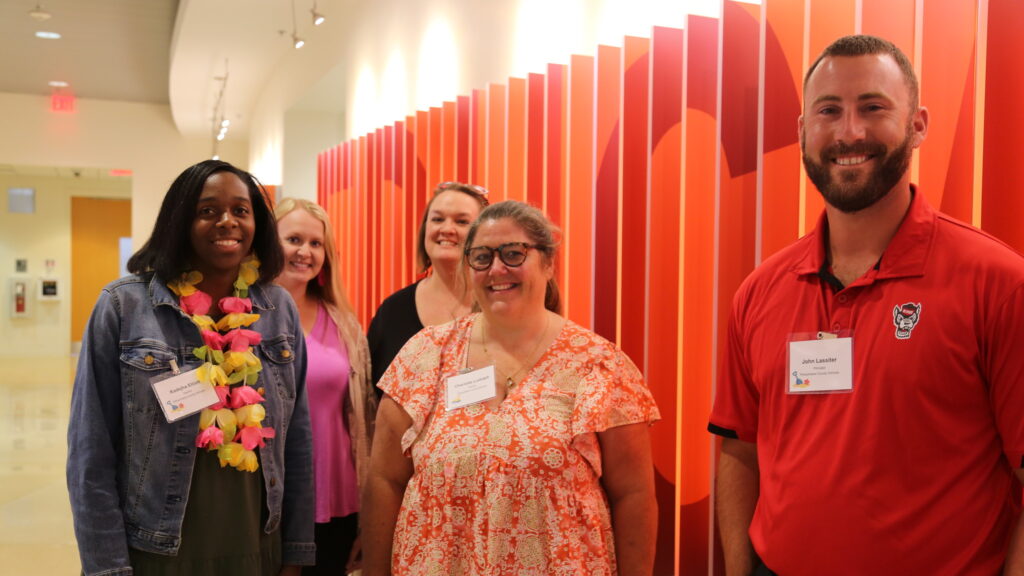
367, 182, 488, 392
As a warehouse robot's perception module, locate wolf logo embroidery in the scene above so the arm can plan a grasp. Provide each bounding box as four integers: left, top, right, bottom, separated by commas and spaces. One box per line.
893, 302, 922, 340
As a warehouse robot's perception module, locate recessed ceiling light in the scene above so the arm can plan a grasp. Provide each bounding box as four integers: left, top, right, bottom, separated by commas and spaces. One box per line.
36, 31, 61, 39
48, 80, 68, 88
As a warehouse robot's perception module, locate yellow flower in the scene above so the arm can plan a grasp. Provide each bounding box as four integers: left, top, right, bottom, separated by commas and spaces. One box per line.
216, 313, 260, 331
191, 315, 216, 332
167, 271, 203, 296
239, 261, 259, 286
234, 404, 266, 427
235, 448, 259, 472
198, 363, 229, 387
217, 442, 245, 467
222, 351, 248, 374
198, 408, 216, 430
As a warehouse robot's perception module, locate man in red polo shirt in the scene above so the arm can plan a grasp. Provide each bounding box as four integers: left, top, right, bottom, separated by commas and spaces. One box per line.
709, 35, 1024, 576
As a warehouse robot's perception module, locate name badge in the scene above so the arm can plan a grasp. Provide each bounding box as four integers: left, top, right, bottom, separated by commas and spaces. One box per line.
151, 368, 219, 422
445, 365, 497, 411
787, 336, 854, 394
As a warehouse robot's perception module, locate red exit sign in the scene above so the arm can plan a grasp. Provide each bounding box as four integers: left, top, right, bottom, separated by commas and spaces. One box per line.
51, 91, 76, 113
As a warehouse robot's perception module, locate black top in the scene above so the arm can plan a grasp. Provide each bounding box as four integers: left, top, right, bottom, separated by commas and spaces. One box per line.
367, 280, 424, 396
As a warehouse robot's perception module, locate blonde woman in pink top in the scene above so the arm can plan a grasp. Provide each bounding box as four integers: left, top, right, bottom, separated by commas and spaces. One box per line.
275, 198, 377, 575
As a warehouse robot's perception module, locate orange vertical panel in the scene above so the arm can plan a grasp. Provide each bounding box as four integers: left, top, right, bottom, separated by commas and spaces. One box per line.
546, 64, 567, 244
620, 35, 649, 373
428, 107, 442, 200
649, 25, 683, 576
684, 14, 719, 576
442, 100, 457, 182
471, 89, 486, 184
594, 44, 621, 344
371, 130, 383, 310
861, 0, 915, 54
357, 136, 369, 325
982, 0, 1024, 250
566, 55, 594, 328
761, 0, 804, 260
920, 0, 976, 221
456, 95, 470, 182
394, 119, 408, 289
506, 77, 527, 202
805, 0, 856, 232
487, 84, 507, 202
527, 72, 545, 207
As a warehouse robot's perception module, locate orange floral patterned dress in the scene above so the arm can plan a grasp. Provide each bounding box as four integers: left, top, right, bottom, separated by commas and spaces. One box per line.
379, 313, 660, 576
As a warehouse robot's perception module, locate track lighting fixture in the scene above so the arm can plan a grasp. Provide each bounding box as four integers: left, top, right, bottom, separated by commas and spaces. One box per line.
311, 1, 325, 26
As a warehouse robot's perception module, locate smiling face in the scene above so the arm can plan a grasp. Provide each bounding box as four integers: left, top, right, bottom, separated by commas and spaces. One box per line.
423, 190, 484, 267
189, 171, 256, 279
799, 53, 927, 213
468, 217, 552, 317
276, 208, 326, 292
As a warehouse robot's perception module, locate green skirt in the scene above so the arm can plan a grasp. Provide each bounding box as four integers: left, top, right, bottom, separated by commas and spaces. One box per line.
129, 449, 281, 576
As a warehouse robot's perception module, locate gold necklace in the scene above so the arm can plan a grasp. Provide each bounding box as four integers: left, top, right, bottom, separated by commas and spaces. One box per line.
480, 313, 551, 388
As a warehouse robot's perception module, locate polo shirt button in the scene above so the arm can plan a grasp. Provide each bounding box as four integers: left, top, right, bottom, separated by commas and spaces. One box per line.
832, 323, 841, 331
837, 294, 848, 303
144, 355, 154, 365
281, 350, 291, 359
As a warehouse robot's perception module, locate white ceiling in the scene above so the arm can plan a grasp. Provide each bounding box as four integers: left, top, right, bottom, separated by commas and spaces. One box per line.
0, 0, 336, 140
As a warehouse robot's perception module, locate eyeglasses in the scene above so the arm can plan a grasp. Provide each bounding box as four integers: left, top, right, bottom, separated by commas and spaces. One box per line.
464, 242, 544, 271
437, 181, 490, 205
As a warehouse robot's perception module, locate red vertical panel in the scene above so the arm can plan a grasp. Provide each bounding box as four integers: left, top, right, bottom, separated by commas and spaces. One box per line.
471, 89, 486, 185
358, 136, 370, 325
649, 25, 683, 576
684, 14, 719, 576
371, 130, 383, 308
456, 95, 471, 182
594, 45, 621, 344
527, 72, 546, 207
507, 77, 527, 202
395, 120, 408, 289
428, 107, 442, 199
620, 35, 649, 371
805, 0, 856, 231
982, 0, 1024, 250
443, 100, 457, 182
415, 110, 430, 279
383, 126, 395, 303
566, 55, 594, 329
920, 0, 976, 221
487, 84, 507, 202
317, 151, 326, 207
761, 0, 804, 259
546, 64, 566, 245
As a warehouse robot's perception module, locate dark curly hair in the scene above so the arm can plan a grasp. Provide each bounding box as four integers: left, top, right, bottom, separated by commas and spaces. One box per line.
127, 160, 283, 283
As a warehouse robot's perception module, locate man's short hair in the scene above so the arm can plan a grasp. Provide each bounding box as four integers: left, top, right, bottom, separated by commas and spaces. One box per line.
804, 35, 919, 110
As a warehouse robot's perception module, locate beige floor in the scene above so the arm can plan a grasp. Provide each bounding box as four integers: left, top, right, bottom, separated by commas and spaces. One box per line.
0, 356, 81, 574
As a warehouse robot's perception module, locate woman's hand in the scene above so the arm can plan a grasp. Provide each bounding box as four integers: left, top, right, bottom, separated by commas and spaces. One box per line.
599, 422, 658, 576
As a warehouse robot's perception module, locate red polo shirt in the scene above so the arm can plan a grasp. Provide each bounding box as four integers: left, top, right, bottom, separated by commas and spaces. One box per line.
710, 188, 1024, 575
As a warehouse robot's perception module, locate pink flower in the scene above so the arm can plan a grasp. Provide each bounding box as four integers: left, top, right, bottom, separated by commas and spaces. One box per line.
201, 330, 226, 350
224, 329, 263, 352
180, 290, 212, 316
195, 425, 224, 448
230, 386, 266, 408
219, 297, 252, 315
235, 425, 276, 450
209, 385, 231, 411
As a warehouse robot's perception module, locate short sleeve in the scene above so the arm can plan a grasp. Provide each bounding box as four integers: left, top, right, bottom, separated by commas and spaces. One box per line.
571, 347, 660, 437
987, 282, 1024, 469
708, 285, 761, 443
378, 321, 461, 455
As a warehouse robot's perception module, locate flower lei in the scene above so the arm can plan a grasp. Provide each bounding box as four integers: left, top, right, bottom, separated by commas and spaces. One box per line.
167, 258, 275, 473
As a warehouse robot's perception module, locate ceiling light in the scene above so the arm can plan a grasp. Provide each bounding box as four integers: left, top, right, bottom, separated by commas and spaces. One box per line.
220, 119, 230, 128
293, 34, 305, 49
28, 3, 51, 22
311, 2, 325, 26
48, 80, 68, 88
35, 31, 60, 39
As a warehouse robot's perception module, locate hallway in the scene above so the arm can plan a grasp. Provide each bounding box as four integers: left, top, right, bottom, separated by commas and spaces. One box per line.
0, 356, 80, 573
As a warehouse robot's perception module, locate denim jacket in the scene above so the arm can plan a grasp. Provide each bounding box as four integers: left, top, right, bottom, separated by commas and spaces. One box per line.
67, 273, 314, 575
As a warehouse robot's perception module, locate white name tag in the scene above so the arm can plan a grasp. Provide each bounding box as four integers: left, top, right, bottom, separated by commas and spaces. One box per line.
151, 368, 219, 422
445, 365, 497, 411
787, 336, 854, 394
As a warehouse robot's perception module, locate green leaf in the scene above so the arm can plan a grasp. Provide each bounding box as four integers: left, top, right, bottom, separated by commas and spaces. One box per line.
193, 345, 208, 361
212, 349, 225, 364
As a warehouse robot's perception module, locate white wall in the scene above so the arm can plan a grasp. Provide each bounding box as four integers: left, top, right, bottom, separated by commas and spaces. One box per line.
0, 173, 128, 357
0, 92, 249, 248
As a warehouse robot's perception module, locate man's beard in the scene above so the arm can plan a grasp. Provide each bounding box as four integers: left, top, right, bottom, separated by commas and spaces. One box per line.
802, 124, 914, 214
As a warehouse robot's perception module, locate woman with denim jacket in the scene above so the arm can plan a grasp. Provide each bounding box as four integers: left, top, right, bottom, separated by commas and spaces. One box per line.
67, 160, 315, 576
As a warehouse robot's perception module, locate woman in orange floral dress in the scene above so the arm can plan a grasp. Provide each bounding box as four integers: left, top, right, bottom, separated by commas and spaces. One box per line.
362, 200, 660, 576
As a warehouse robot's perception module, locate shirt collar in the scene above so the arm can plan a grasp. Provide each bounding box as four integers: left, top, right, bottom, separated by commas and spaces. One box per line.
792, 184, 936, 280
148, 272, 276, 312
